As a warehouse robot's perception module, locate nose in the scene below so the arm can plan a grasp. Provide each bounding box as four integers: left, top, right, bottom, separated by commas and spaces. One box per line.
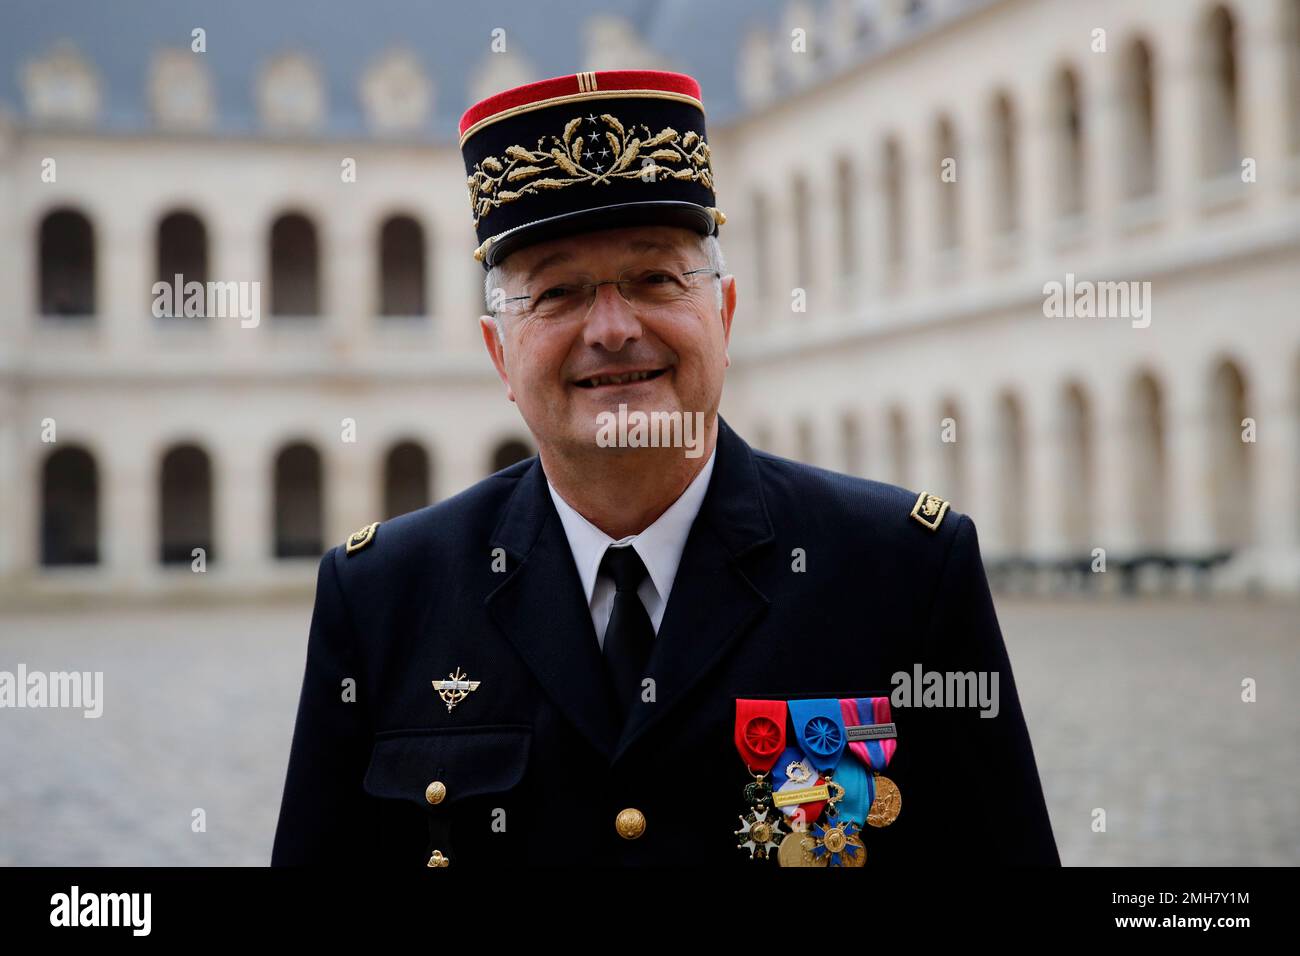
582, 281, 643, 352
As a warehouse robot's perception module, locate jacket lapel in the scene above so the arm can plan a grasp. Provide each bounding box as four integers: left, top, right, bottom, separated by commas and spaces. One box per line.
484, 417, 776, 765
614, 418, 775, 761
485, 459, 620, 760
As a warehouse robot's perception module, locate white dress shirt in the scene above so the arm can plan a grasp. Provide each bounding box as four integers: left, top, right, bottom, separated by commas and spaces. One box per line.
545, 448, 717, 649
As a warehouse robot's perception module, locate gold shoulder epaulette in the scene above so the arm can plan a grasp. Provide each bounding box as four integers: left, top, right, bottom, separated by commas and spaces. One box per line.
910, 492, 950, 532
345, 521, 381, 555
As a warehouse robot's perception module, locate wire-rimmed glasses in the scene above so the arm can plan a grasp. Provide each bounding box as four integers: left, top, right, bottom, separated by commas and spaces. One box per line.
493, 267, 720, 321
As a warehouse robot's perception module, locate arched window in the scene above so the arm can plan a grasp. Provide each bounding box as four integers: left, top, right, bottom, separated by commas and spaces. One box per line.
1121, 38, 1157, 199
934, 115, 960, 251
840, 411, 863, 476
795, 419, 815, 465
751, 190, 771, 306
39, 209, 95, 316
379, 215, 427, 316
834, 155, 859, 290
887, 405, 910, 487
995, 392, 1027, 552
1208, 359, 1252, 548
937, 397, 964, 505
1289, 0, 1300, 153
792, 173, 812, 293
882, 137, 905, 271
1199, 5, 1241, 179
990, 91, 1020, 234
1059, 382, 1094, 551
1051, 67, 1086, 218
269, 213, 320, 316
156, 211, 208, 316
490, 439, 533, 473
1128, 372, 1168, 549
41, 446, 99, 565
274, 442, 323, 558
159, 444, 214, 564
384, 440, 431, 518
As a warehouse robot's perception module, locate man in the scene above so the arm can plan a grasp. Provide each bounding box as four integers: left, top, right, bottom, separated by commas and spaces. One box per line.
271, 70, 1059, 867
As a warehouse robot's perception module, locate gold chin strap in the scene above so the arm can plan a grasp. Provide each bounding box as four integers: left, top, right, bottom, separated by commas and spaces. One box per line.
471, 206, 727, 263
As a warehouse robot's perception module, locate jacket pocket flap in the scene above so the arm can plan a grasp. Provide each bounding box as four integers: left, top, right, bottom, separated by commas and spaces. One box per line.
363, 725, 531, 806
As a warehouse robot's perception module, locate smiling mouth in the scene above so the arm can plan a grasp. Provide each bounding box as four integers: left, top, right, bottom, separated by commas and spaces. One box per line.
574, 368, 669, 389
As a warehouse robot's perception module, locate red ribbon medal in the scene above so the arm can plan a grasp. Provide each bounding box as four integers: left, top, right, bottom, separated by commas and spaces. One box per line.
733, 699, 789, 861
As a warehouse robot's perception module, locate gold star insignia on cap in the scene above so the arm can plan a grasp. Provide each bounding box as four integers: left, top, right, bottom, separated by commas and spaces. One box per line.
910, 492, 950, 532
345, 521, 380, 555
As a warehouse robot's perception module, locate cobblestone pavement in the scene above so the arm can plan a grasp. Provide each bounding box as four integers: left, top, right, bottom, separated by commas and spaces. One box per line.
0, 596, 1295, 866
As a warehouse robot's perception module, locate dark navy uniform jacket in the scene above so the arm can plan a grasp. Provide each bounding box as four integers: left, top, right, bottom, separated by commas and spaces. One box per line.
271, 417, 1059, 866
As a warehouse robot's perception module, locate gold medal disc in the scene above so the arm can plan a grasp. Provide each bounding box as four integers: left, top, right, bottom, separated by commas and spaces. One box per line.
866, 774, 902, 827
841, 832, 867, 866
777, 827, 823, 867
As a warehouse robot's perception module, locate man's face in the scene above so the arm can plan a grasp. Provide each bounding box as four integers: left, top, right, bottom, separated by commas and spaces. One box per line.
480, 225, 736, 458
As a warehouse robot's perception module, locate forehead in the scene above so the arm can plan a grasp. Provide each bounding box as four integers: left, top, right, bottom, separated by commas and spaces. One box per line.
507, 226, 700, 282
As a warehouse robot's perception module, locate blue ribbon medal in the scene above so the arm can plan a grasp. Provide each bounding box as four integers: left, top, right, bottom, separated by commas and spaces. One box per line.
788, 698, 864, 867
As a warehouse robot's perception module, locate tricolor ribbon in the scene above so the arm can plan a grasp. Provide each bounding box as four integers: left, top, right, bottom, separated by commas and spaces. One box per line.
840, 696, 897, 805
770, 745, 828, 824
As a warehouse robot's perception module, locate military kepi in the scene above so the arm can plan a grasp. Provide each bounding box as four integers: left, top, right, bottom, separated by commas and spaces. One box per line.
458, 70, 725, 269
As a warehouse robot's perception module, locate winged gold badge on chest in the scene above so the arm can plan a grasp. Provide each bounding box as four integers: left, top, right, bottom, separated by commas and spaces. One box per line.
432, 668, 481, 713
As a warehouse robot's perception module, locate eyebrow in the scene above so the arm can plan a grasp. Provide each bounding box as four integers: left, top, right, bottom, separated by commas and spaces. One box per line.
522, 238, 690, 285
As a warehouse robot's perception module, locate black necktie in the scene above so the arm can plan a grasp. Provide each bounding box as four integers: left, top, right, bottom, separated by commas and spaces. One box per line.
600, 544, 655, 722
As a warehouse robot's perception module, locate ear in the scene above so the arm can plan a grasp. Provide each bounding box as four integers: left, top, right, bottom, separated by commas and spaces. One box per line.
479, 315, 516, 403
719, 274, 737, 367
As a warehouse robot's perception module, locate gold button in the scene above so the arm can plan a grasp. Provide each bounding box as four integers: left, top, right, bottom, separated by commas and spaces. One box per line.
426, 850, 449, 868
425, 780, 447, 805
615, 807, 646, 840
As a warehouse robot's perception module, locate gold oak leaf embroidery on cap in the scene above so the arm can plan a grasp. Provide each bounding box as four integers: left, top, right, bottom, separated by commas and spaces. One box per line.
466, 113, 715, 227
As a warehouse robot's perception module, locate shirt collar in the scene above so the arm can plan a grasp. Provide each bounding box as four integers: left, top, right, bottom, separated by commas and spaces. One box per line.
546, 447, 717, 605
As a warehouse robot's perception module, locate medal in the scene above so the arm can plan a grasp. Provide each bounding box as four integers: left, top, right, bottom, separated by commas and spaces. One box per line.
776, 819, 821, 867
808, 773, 867, 866
733, 699, 789, 860
842, 696, 902, 828
810, 816, 866, 867
734, 805, 783, 860
867, 773, 902, 828
770, 746, 828, 827
790, 698, 868, 866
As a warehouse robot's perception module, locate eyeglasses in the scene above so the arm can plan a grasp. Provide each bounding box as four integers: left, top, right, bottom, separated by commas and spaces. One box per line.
493, 267, 721, 321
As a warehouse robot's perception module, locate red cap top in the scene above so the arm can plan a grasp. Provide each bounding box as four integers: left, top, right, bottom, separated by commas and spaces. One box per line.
458, 69, 704, 144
